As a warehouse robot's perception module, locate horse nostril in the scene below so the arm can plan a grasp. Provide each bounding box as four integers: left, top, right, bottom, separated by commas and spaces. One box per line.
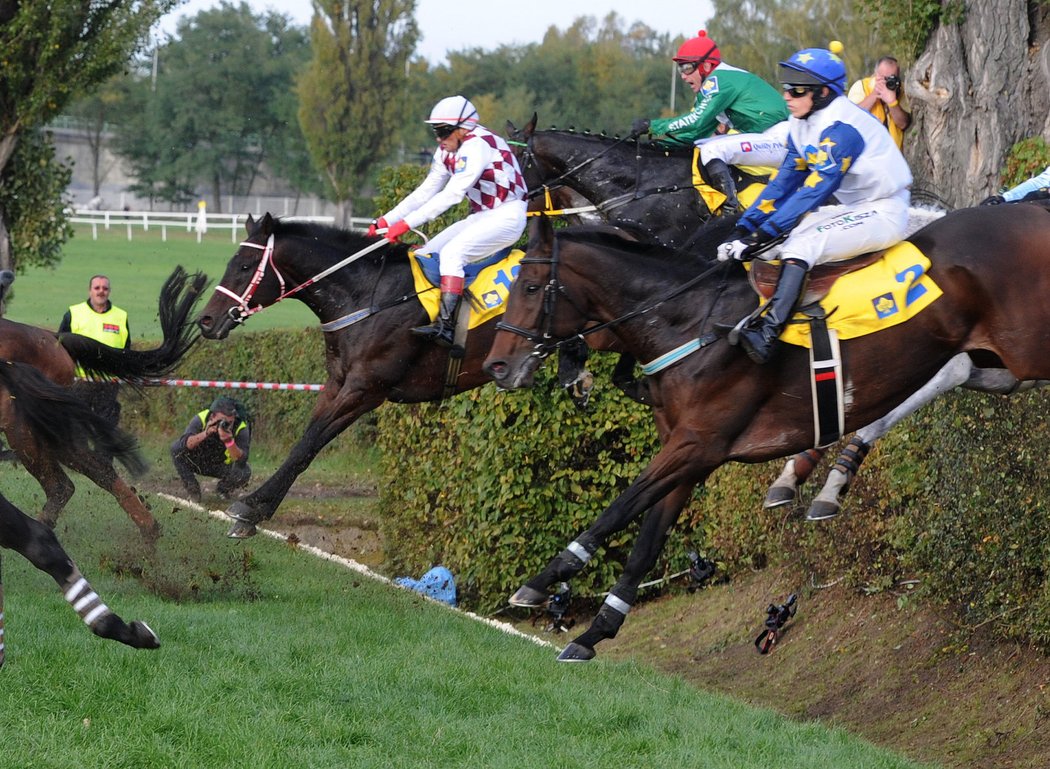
484, 361, 506, 379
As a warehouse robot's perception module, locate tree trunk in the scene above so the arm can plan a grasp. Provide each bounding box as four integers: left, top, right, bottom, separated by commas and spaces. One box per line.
906, 1, 1050, 209
0, 132, 18, 275
335, 199, 353, 229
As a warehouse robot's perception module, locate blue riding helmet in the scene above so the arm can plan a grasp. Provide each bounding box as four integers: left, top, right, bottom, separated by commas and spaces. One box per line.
778, 47, 847, 96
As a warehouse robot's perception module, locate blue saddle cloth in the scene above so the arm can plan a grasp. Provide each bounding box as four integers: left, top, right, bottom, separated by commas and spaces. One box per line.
414, 247, 512, 289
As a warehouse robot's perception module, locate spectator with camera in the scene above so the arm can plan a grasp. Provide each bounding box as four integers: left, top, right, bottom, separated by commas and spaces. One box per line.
848, 56, 911, 149
170, 396, 251, 502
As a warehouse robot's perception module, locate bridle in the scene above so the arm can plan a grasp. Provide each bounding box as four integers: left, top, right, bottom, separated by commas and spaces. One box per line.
213, 231, 391, 325
495, 232, 730, 361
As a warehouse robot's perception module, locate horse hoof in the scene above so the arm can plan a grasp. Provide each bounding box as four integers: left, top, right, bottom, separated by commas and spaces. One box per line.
226, 519, 258, 539
130, 621, 161, 649
763, 485, 796, 508
557, 642, 596, 662
806, 500, 841, 521
509, 585, 549, 608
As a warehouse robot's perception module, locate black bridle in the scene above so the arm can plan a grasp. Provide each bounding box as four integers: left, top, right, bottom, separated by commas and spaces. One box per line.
495, 232, 731, 360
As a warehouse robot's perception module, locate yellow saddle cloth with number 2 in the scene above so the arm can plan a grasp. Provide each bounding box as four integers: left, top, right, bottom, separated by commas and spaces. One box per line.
776, 240, 943, 347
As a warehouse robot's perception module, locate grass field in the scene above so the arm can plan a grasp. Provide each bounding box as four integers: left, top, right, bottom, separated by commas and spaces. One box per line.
5, 226, 316, 339
0, 466, 937, 769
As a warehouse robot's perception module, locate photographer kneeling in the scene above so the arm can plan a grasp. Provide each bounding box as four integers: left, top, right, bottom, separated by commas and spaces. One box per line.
171, 397, 251, 503
847, 55, 911, 149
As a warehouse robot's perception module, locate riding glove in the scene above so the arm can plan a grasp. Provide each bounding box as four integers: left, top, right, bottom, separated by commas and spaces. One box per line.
979, 194, 1005, 206
367, 216, 388, 237
383, 219, 410, 243
717, 226, 776, 262
630, 118, 651, 138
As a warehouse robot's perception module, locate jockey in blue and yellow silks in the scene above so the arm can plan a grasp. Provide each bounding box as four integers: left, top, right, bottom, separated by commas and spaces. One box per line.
716, 43, 913, 364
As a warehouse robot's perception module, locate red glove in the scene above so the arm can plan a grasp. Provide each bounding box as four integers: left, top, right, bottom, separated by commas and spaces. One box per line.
384, 219, 410, 243
366, 216, 388, 237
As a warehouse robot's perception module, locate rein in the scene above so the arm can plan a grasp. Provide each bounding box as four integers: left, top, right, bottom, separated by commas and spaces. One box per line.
496, 240, 730, 361
214, 234, 391, 324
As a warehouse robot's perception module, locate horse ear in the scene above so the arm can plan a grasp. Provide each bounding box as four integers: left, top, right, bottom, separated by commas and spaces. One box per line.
506, 118, 518, 136
245, 214, 255, 234
259, 212, 275, 237
525, 112, 537, 139
527, 213, 555, 255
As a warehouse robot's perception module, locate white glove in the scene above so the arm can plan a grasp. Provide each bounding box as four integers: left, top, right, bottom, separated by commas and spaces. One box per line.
717, 238, 753, 262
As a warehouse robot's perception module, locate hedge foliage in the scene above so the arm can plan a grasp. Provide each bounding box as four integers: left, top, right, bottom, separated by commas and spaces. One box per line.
376, 351, 1050, 645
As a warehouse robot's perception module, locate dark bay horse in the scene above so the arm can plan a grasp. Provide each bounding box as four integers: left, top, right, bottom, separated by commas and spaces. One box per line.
0, 360, 161, 667
1, 267, 206, 543
483, 206, 1050, 661
199, 214, 555, 537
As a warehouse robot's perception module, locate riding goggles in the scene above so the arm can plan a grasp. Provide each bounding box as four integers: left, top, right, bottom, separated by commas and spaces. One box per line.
782, 85, 815, 98
677, 61, 701, 75
432, 124, 457, 140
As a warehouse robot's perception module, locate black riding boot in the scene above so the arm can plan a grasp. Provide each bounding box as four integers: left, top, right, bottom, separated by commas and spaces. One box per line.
704, 158, 740, 214
412, 289, 462, 348
737, 258, 809, 364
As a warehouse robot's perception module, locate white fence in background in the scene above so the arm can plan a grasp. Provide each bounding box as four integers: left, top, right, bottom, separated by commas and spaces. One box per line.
69, 209, 375, 242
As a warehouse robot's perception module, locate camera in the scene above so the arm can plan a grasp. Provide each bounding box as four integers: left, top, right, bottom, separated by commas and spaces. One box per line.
884, 74, 900, 92
218, 419, 232, 431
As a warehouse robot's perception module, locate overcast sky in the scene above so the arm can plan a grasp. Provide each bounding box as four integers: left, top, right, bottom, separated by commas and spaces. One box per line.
157, 0, 715, 63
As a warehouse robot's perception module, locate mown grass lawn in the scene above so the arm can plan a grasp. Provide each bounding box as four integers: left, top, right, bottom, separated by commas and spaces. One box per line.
5, 226, 316, 339
0, 464, 938, 769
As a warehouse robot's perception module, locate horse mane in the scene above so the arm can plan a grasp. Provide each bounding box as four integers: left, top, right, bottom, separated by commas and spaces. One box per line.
540, 127, 694, 160
270, 217, 407, 264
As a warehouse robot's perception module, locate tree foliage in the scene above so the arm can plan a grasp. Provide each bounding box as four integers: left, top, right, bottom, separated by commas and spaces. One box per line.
297, 0, 418, 224
111, 1, 316, 210
0, 0, 174, 270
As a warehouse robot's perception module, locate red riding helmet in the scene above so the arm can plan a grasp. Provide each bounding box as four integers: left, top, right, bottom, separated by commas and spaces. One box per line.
673, 30, 721, 67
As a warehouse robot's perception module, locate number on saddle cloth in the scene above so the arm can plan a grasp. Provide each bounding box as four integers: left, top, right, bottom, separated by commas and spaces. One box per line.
412, 247, 514, 289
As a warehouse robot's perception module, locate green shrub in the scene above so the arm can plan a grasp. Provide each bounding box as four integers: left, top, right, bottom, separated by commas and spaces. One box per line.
1000, 137, 1050, 190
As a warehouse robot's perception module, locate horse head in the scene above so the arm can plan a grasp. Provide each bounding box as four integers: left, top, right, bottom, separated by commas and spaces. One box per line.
198, 213, 287, 339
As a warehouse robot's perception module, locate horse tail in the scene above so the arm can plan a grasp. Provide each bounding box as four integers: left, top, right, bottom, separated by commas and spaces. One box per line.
57, 266, 208, 386
0, 360, 147, 477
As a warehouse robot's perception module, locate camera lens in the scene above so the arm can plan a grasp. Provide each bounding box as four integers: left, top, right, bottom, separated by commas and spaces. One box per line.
885, 75, 900, 91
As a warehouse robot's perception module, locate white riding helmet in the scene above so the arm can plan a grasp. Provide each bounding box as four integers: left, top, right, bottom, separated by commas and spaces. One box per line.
425, 95, 479, 128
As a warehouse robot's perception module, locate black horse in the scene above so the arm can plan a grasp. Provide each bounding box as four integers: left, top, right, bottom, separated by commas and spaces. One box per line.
0, 360, 160, 667
199, 214, 606, 537
484, 206, 1050, 661
508, 114, 756, 249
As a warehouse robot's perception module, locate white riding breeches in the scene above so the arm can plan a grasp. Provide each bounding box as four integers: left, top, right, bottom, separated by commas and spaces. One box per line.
778, 192, 911, 269
696, 121, 790, 167
416, 199, 527, 278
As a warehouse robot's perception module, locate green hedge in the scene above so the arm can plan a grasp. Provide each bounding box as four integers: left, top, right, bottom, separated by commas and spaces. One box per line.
376, 351, 1050, 645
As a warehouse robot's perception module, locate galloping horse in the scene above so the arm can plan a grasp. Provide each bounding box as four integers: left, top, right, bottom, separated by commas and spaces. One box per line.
483, 205, 1050, 661
508, 114, 747, 249
0, 360, 160, 667
2, 267, 206, 542
200, 214, 564, 537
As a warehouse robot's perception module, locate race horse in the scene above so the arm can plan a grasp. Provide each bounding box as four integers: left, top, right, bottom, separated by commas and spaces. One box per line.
200, 213, 599, 537
2, 267, 207, 543
483, 205, 1050, 661
0, 359, 161, 667
508, 113, 759, 249
509, 113, 954, 518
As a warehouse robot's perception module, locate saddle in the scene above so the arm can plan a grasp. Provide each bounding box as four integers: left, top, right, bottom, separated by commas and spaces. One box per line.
750, 250, 885, 305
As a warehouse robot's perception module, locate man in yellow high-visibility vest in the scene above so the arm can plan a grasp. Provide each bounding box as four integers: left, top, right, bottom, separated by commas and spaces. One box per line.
58, 274, 130, 423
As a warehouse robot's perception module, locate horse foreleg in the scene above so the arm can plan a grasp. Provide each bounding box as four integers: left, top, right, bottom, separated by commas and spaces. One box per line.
14, 441, 75, 528
559, 485, 693, 662
808, 353, 974, 521
611, 354, 652, 405
227, 389, 381, 538
510, 433, 706, 615
763, 448, 827, 509
0, 494, 159, 657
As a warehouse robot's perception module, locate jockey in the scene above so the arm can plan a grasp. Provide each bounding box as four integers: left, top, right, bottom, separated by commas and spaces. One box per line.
716, 43, 912, 364
631, 30, 788, 212
370, 95, 528, 347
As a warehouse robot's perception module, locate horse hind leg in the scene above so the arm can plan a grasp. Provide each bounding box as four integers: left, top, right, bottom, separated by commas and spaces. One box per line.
764, 448, 826, 509
807, 353, 974, 521
64, 449, 160, 545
